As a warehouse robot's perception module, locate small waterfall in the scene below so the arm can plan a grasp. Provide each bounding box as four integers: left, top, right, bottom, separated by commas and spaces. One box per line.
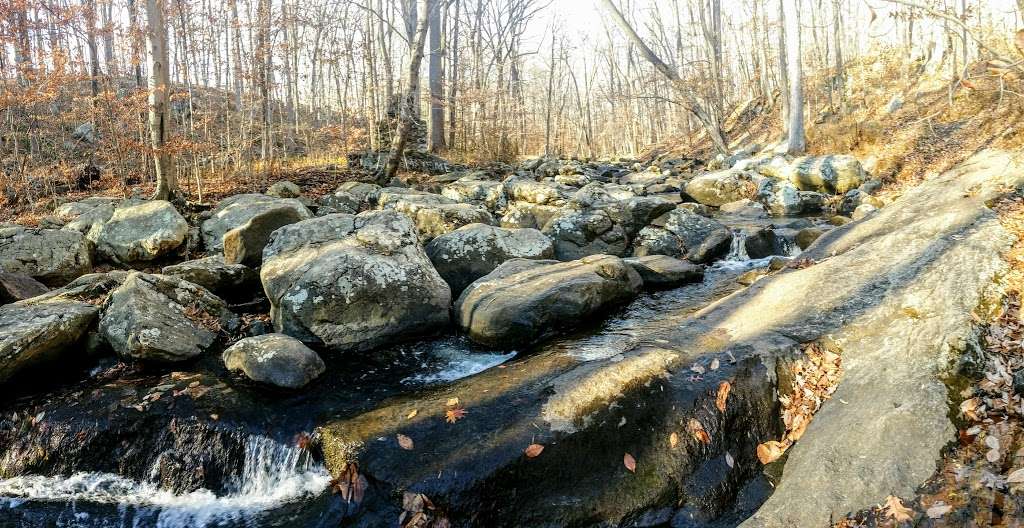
725, 228, 749, 261
0, 435, 332, 528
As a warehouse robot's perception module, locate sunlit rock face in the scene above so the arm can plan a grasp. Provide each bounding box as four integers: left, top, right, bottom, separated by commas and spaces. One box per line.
200, 194, 313, 253
425, 223, 554, 297
260, 210, 451, 352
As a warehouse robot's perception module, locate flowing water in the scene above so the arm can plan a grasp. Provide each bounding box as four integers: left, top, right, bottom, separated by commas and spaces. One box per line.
0, 217, 811, 527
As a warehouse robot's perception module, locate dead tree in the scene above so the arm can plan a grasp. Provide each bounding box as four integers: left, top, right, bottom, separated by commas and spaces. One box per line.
380, 0, 431, 184
783, 0, 806, 154
145, 0, 179, 200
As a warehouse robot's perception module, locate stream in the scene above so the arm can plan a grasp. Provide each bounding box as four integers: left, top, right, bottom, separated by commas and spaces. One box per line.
0, 216, 814, 528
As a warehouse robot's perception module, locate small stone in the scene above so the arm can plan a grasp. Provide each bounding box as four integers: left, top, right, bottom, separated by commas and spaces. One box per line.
0, 272, 49, 304
222, 334, 325, 389
266, 181, 302, 198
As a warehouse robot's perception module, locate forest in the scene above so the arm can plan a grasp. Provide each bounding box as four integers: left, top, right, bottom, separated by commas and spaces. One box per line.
1, 0, 1024, 527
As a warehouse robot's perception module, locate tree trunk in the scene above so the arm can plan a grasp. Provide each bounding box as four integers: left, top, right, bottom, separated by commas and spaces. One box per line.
428, 0, 446, 152
380, 0, 431, 184
145, 0, 178, 201
783, 0, 806, 154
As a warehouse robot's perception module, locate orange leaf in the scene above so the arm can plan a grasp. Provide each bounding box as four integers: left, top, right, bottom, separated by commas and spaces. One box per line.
623, 453, 636, 472
524, 443, 544, 458
756, 440, 788, 464
397, 433, 414, 450
445, 407, 467, 424
688, 418, 711, 444
716, 381, 731, 413
669, 432, 679, 448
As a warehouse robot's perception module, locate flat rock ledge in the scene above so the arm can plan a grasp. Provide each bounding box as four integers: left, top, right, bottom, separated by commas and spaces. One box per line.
314, 150, 1022, 527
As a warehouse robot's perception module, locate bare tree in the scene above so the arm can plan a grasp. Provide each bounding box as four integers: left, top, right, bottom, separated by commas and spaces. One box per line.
782, 0, 806, 154
598, 0, 729, 154
428, 0, 446, 152
145, 0, 178, 200
380, 0, 431, 183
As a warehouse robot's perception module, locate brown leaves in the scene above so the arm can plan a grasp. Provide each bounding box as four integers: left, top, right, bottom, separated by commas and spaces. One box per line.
331, 463, 367, 505
524, 444, 544, 458
397, 433, 415, 450
400, 492, 449, 528
716, 381, 731, 412
960, 397, 982, 421
688, 418, 711, 445
756, 440, 788, 464
883, 495, 915, 523
1016, 29, 1024, 58
669, 432, 679, 449
623, 453, 636, 472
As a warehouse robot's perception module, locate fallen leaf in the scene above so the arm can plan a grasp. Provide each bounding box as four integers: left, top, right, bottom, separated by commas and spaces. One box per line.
669, 432, 679, 448
960, 397, 981, 420
716, 381, 731, 412
524, 444, 544, 458
446, 397, 460, 407
445, 407, 467, 424
397, 433, 414, 450
926, 502, 952, 519
884, 495, 915, 523
710, 358, 720, 371
688, 418, 711, 444
691, 364, 706, 375
756, 441, 787, 464
725, 452, 735, 468
623, 452, 636, 472
1008, 468, 1024, 483
406, 409, 418, 419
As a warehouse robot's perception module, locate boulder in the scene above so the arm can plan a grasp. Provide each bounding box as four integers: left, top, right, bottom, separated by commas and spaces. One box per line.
54, 197, 119, 233
684, 169, 758, 207
260, 211, 451, 352
0, 272, 49, 304
852, 203, 879, 220
624, 256, 705, 289
601, 196, 676, 238
201, 194, 312, 252
796, 227, 825, 249
378, 188, 496, 241
633, 208, 733, 264
571, 183, 637, 208
759, 155, 866, 195
0, 226, 92, 286
838, 189, 885, 217
542, 209, 629, 261
222, 206, 306, 266
335, 181, 382, 206
0, 299, 99, 385
266, 180, 301, 198
91, 200, 188, 264
99, 272, 239, 362
317, 190, 361, 215
744, 227, 788, 259
441, 178, 508, 211
504, 175, 572, 205
455, 255, 642, 348
758, 179, 827, 216
719, 199, 768, 218
425, 223, 555, 296
222, 334, 325, 389
500, 202, 565, 230
161, 256, 259, 300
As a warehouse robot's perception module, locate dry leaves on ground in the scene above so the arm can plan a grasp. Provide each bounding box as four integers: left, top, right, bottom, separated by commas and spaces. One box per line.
524, 444, 544, 458
397, 433, 415, 450
623, 453, 636, 472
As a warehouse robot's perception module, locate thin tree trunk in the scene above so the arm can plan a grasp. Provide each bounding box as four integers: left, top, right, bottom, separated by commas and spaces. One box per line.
783, 0, 806, 154
145, 0, 178, 200
381, 0, 431, 183
428, 0, 446, 152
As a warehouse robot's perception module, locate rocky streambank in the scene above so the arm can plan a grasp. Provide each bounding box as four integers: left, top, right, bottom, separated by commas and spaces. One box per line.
0, 146, 1018, 527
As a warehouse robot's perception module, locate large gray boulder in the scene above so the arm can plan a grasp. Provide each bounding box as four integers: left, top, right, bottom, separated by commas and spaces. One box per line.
0, 299, 98, 385
260, 211, 451, 352
503, 175, 572, 205
684, 169, 759, 206
624, 255, 705, 289
632, 208, 733, 263
378, 188, 495, 241
222, 206, 306, 266
425, 223, 554, 296
54, 197, 119, 233
542, 209, 629, 261
455, 255, 642, 348
90, 200, 188, 264
759, 179, 827, 216
222, 334, 325, 389
161, 256, 258, 299
442, 177, 508, 211
201, 194, 312, 252
99, 272, 239, 362
0, 226, 93, 286
0, 272, 49, 304
757, 154, 866, 194
499, 202, 564, 230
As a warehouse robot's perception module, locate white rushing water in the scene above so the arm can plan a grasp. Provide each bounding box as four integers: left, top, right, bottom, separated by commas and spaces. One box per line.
403, 343, 516, 384
0, 435, 330, 528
